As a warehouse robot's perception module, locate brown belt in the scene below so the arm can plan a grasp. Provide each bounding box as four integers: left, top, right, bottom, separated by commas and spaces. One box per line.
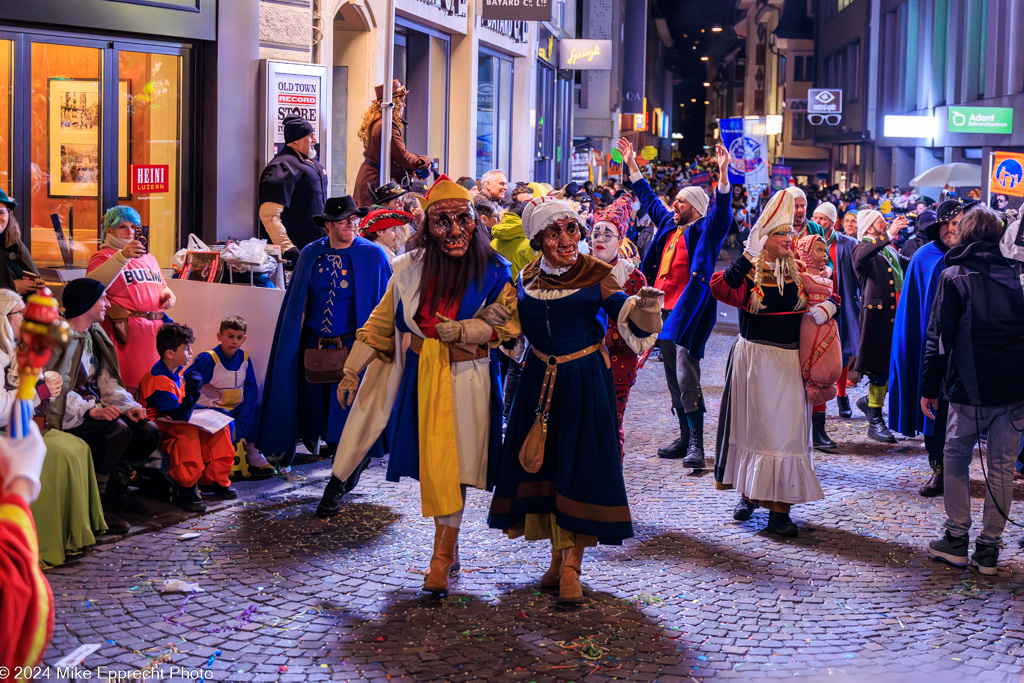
409, 335, 489, 363
108, 304, 162, 321
528, 342, 610, 424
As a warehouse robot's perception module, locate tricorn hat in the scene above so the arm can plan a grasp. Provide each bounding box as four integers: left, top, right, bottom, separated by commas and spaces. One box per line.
313, 196, 368, 227
375, 79, 409, 102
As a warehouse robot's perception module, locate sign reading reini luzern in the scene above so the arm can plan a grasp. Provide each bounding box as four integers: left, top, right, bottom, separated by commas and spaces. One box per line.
481, 0, 552, 21
558, 40, 613, 70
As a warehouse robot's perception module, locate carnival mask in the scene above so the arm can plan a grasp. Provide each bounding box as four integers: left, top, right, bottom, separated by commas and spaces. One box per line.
427, 199, 476, 258
541, 218, 580, 268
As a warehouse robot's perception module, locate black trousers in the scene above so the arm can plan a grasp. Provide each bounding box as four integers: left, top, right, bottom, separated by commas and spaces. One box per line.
67, 414, 162, 476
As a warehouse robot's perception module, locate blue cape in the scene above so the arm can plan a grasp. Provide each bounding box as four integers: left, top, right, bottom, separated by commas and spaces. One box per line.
385, 257, 512, 491
256, 237, 392, 454
834, 232, 862, 357
636, 177, 732, 358
888, 241, 945, 436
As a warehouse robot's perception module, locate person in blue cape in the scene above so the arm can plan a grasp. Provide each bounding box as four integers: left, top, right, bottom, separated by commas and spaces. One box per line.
889, 200, 976, 497
318, 176, 520, 598
256, 196, 392, 477
619, 137, 732, 470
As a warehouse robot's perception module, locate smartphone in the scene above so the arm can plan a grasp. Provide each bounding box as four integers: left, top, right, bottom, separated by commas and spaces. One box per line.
134, 225, 150, 253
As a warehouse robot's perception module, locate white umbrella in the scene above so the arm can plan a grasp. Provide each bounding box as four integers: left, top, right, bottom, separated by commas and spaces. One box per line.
909, 162, 982, 187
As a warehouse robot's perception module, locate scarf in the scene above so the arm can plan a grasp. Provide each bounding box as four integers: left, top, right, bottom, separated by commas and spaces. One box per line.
863, 237, 904, 292
103, 234, 130, 252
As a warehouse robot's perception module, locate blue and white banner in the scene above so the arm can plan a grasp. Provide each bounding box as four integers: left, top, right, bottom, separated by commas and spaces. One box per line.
719, 117, 769, 186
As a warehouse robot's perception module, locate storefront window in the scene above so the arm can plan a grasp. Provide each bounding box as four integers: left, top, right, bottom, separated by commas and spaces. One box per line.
0, 40, 11, 198
119, 50, 181, 267
476, 51, 512, 179
30, 42, 105, 268
23, 41, 183, 269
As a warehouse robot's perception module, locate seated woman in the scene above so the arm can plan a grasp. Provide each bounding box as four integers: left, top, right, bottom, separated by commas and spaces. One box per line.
0, 190, 42, 297
0, 290, 111, 566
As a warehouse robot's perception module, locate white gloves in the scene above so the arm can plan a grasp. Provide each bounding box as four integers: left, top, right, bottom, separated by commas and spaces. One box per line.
0, 422, 47, 503
336, 340, 379, 408
744, 226, 769, 260
435, 315, 494, 345
807, 300, 837, 325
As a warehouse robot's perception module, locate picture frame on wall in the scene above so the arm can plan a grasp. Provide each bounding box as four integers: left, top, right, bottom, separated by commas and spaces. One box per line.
47, 78, 131, 198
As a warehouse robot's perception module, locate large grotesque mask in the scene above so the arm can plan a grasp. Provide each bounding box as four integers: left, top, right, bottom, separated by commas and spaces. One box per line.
540, 217, 580, 268
427, 198, 476, 258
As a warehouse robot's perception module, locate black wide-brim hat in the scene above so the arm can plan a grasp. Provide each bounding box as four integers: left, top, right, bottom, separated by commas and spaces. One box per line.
928, 198, 979, 241
371, 181, 410, 205
313, 196, 368, 226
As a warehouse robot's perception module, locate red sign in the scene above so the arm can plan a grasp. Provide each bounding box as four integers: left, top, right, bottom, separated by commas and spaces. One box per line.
278, 94, 317, 105
131, 165, 169, 194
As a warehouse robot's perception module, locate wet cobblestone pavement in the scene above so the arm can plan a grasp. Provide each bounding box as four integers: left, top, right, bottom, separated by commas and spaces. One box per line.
41, 331, 1024, 682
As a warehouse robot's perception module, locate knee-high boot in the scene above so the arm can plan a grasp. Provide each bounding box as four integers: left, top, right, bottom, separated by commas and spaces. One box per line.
558, 545, 586, 603
540, 545, 563, 589
423, 524, 460, 595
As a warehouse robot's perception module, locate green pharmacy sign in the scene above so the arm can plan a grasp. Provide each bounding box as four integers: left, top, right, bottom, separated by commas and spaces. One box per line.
947, 106, 1013, 134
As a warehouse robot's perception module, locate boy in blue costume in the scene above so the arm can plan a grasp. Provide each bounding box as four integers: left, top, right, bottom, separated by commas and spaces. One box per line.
189, 316, 275, 479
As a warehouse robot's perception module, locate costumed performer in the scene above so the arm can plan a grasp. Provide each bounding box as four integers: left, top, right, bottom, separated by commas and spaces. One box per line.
711, 189, 839, 537
0, 422, 53, 675
794, 235, 843, 445
852, 209, 911, 443
889, 199, 975, 497
806, 201, 860, 437
353, 80, 431, 208
588, 195, 655, 459
316, 176, 520, 599
488, 195, 663, 604
621, 138, 733, 470
256, 196, 391, 473
86, 206, 175, 392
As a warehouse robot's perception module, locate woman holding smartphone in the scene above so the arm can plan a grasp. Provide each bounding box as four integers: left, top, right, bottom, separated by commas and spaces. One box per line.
86, 206, 176, 392
0, 190, 42, 297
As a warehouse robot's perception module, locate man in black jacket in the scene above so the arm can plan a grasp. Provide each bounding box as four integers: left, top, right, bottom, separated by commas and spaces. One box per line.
922, 207, 1024, 576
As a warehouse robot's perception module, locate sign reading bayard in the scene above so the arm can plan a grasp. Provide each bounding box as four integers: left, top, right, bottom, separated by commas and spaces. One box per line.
807, 89, 843, 114
558, 40, 613, 70
481, 0, 552, 21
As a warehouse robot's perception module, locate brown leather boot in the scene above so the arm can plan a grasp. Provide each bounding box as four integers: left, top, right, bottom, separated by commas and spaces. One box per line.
540, 546, 563, 589
558, 545, 586, 603
423, 525, 460, 595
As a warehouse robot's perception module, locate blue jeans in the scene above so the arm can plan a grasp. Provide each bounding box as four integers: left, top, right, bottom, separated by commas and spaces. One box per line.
943, 401, 1024, 546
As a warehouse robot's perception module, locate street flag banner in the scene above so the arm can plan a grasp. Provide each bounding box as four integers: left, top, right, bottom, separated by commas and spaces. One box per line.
770, 165, 792, 191
720, 117, 769, 186
991, 151, 1024, 197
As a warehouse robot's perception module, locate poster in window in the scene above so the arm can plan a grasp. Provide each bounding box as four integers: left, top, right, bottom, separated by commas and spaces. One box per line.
48, 79, 131, 198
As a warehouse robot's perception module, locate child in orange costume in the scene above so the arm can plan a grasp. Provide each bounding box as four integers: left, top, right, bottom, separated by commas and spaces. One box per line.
139, 323, 236, 513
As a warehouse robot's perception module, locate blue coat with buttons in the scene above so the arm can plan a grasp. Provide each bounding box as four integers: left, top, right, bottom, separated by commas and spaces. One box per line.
635, 177, 732, 359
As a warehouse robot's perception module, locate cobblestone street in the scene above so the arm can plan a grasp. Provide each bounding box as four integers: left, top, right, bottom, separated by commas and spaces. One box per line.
41, 331, 1024, 682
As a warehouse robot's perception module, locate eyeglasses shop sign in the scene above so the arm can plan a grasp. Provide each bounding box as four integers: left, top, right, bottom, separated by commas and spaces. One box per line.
948, 106, 1013, 134
558, 40, 613, 70
480, 0, 552, 21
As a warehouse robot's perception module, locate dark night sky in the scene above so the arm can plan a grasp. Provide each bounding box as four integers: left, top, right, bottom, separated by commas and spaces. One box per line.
655, 0, 741, 158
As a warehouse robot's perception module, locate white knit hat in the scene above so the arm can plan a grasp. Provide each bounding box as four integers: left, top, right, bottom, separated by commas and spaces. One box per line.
521, 195, 582, 240
674, 186, 709, 218
753, 190, 795, 236
857, 209, 884, 241
812, 202, 837, 225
